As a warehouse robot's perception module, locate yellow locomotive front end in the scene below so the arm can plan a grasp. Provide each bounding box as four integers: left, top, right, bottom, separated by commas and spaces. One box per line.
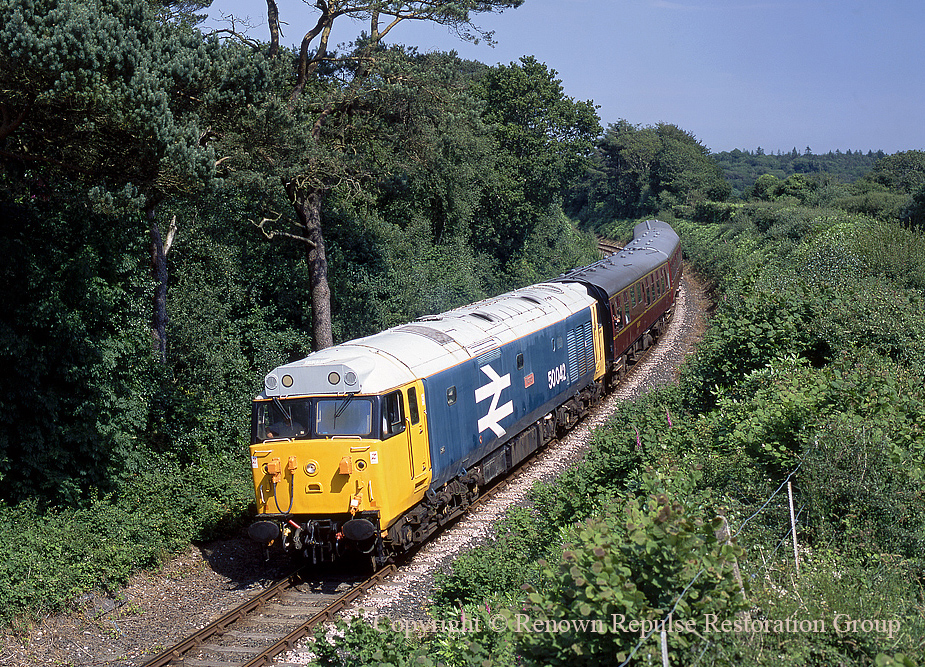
247, 352, 432, 565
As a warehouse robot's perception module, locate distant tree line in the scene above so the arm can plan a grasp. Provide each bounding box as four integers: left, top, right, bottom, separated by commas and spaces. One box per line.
712, 147, 886, 196
566, 120, 925, 234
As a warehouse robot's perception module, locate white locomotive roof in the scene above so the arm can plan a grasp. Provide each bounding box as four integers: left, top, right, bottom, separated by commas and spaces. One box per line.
260, 281, 596, 397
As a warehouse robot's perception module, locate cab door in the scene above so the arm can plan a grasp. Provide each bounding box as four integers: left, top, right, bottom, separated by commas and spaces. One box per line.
406, 381, 431, 487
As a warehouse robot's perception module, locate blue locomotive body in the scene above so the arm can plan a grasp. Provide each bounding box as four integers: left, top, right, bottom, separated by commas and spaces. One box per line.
423, 304, 596, 488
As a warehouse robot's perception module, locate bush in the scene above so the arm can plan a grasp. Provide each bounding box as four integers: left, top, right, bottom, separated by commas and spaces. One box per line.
517, 475, 747, 666
431, 506, 551, 613
0, 455, 252, 626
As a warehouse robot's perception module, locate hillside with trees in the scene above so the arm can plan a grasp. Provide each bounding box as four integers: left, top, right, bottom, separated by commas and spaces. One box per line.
712, 147, 885, 197
307, 150, 925, 664
0, 0, 600, 626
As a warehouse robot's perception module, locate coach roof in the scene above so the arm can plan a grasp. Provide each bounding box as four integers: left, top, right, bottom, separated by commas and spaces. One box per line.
553, 219, 680, 298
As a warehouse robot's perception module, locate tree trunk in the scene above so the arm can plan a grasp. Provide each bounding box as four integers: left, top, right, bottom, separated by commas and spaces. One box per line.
287, 183, 334, 351
266, 0, 280, 58
148, 207, 177, 364
149, 208, 169, 364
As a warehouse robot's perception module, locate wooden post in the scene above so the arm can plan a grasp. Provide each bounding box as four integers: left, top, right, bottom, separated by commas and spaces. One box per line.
714, 515, 745, 598
788, 481, 800, 576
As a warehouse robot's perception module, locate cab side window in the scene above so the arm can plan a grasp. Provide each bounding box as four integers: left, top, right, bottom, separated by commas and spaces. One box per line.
407, 387, 420, 425
382, 391, 406, 439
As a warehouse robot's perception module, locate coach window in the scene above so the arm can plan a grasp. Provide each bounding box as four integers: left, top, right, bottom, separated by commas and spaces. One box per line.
407, 386, 420, 425
630, 286, 636, 307
612, 300, 623, 330
382, 391, 405, 439
636, 283, 643, 307
517, 352, 525, 370
447, 385, 457, 406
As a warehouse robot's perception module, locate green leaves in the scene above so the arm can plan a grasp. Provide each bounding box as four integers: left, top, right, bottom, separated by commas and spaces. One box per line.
470, 56, 601, 265
568, 119, 729, 226
517, 481, 746, 666
1, 0, 266, 199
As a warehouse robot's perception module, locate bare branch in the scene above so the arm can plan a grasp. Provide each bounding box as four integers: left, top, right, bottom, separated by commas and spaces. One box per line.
199, 126, 222, 147
0, 102, 31, 143
252, 211, 317, 247
205, 12, 264, 48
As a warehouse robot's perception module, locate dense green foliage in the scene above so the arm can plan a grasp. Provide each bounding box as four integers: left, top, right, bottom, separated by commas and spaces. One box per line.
0, 0, 599, 626
308, 161, 925, 664
566, 120, 730, 226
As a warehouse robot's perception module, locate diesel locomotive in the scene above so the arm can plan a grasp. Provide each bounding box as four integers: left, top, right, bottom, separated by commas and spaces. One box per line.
247, 220, 682, 565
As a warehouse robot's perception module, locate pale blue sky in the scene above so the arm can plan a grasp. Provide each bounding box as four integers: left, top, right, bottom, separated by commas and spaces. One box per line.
203, 0, 925, 155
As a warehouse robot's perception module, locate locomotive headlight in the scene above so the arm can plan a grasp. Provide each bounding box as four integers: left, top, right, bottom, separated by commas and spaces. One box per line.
304, 460, 318, 476
281, 374, 294, 388
328, 371, 341, 385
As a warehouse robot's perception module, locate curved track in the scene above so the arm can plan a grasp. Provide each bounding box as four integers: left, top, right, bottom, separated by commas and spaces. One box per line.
598, 237, 623, 256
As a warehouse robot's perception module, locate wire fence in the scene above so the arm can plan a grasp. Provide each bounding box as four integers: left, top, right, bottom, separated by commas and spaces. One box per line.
616, 441, 819, 667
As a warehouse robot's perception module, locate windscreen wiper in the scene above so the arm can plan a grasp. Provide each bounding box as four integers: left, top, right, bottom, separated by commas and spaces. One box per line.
273, 397, 291, 421
333, 392, 356, 419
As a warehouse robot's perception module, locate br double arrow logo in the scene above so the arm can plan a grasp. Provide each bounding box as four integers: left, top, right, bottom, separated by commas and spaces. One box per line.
475, 364, 514, 437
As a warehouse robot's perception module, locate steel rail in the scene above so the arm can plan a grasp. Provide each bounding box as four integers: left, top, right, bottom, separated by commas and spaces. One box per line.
240, 564, 396, 667
141, 565, 395, 667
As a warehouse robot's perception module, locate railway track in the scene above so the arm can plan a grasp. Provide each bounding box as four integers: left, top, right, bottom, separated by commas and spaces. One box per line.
141, 447, 574, 667
138, 469, 540, 667
141, 565, 395, 667
598, 237, 623, 256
